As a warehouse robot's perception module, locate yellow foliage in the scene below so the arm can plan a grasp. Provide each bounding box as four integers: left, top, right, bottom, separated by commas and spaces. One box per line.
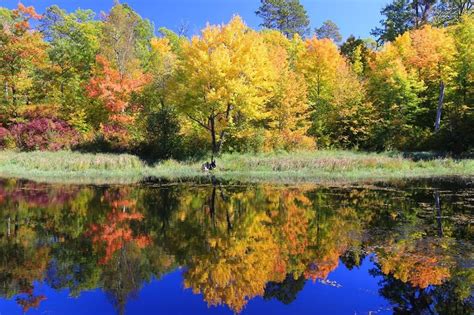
176, 16, 276, 152
262, 32, 313, 151
377, 237, 453, 289
183, 212, 282, 313
297, 37, 345, 104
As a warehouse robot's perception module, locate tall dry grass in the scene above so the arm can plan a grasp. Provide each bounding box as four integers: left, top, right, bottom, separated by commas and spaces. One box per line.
0, 150, 472, 184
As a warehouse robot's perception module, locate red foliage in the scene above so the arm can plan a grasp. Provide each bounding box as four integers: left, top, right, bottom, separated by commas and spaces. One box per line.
9, 118, 80, 151
0, 180, 78, 207
100, 122, 131, 147
88, 209, 151, 264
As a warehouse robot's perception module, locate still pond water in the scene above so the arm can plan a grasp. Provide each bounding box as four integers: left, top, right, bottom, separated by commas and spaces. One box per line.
0, 177, 472, 315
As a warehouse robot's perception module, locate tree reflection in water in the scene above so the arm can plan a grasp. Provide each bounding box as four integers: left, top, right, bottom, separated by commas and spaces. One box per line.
0, 178, 472, 314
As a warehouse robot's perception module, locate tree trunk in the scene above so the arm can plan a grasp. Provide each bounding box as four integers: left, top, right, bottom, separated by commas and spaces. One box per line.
7, 216, 10, 238
434, 191, 443, 237
11, 85, 16, 107
216, 104, 233, 154
434, 80, 445, 133
216, 130, 226, 155
210, 186, 216, 228
210, 115, 218, 155
414, 0, 420, 28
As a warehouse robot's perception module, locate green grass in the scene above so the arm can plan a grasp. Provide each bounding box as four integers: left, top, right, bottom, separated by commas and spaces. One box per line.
0, 150, 473, 184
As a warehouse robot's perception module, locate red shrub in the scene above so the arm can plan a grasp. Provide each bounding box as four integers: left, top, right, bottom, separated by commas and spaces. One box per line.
10, 118, 80, 151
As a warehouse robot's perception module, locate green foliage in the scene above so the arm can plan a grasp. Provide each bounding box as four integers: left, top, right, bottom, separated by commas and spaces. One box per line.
340, 35, 372, 75
142, 107, 183, 161
158, 27, 186, 53
436, 14, 474, 152
315, 20, 342, 43
371, 0, 415, 44
39, 6, 102, 131
256, 0, 310, 37
371, 0, 473, 45
100, 3, 154, 73
433, 0, 473, 25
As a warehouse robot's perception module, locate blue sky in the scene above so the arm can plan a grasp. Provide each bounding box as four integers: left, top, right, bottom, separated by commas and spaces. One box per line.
1, 0, 389, 40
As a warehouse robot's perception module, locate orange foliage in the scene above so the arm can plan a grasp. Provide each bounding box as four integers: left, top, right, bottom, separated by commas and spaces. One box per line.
17, 3, 42, 21
16, 291, 47, 313
87, 55, 149, 116
408, 25, 455, 82
87, 55, 150, 146
377, 238, 452, 289
304, 251, 340, 281
87, 193, 150, 264
279, 191, 312, 256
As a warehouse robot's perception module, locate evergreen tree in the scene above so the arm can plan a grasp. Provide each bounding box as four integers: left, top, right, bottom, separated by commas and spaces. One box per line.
315, 20, 342, 44
256, 0, 310, 37
371, 0, 415, 44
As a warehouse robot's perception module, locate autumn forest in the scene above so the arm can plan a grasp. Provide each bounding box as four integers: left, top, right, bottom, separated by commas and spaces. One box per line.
0, 1, 473, 160
1, 1, 474, 314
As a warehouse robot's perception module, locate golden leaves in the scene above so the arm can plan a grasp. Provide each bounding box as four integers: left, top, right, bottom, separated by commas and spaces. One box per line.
377, 237, 453, 288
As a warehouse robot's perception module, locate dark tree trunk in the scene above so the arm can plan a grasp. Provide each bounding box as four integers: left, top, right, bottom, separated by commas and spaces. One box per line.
11, 85, 16, 107
209, 114, 219, 157
435, 80, 445, 133
414, 0, 420, 28
434, 191, 443, 237
210, 186, 216, 229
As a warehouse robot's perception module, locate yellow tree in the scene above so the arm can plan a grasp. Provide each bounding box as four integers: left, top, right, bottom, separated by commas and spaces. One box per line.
408, 25, 456, 132
265, 187, 315, 278
330, 63, 376, 148
262, 31, 313, 151
445, 14, 474, 151
303, 207, 362, 282
297, 37, 343, 114
0, 4, 47, 112
149, 37, 178, 108
367, 32, 426, 149
368, 26, 455, 149
297, 37, 373, 148
176, 16, 275, 155
451, 15, 474, 107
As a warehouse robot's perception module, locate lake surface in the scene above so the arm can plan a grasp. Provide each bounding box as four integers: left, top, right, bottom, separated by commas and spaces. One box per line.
0, 177, 472, 315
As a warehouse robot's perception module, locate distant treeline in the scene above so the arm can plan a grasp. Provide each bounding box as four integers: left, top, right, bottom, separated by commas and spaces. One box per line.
0, 1, 473, 160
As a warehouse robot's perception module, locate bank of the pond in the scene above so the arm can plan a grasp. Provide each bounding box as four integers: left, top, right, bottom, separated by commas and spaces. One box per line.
0, 150, 473, 184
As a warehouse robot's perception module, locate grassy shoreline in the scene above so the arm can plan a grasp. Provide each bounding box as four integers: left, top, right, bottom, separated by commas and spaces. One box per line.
0, 150, 473, 184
